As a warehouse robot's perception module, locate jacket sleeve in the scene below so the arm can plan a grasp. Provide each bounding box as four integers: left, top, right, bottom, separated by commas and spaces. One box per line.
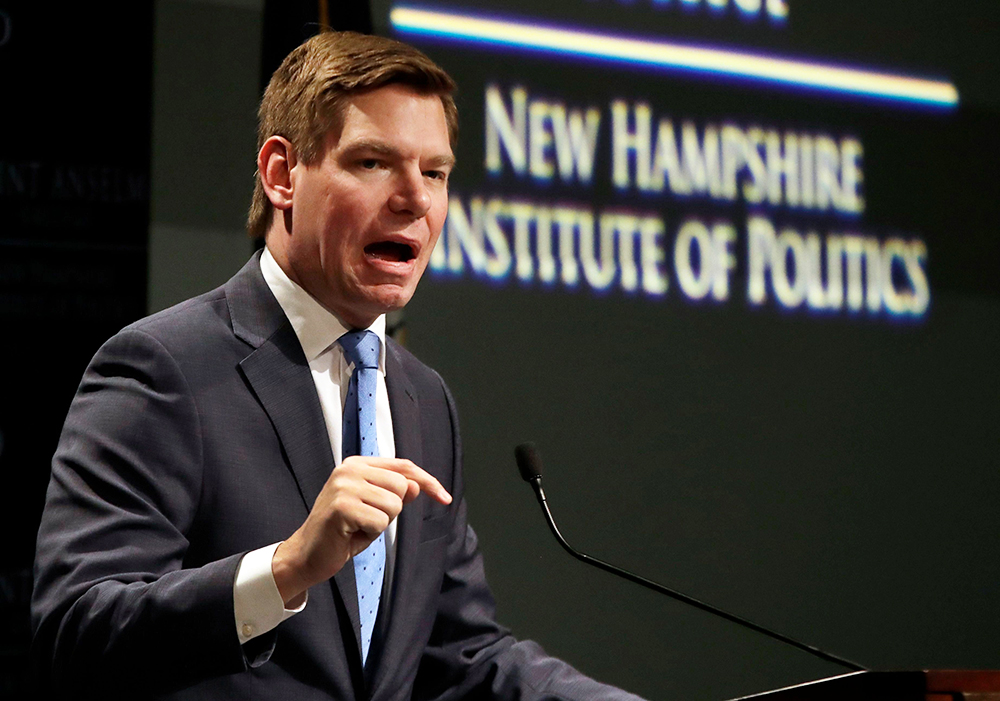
31, 328, 252, 697
412, 379, 647, 701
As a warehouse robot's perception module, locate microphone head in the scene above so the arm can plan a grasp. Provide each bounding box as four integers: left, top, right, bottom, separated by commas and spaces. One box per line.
514, 443, 543, 482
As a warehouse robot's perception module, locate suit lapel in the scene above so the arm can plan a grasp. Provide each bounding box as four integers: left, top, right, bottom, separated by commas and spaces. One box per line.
239, 327, 332, 513
368, 342, 425, 696
385, 340, 424, 477
228, 253, 334, 515
227, 253, 365, 670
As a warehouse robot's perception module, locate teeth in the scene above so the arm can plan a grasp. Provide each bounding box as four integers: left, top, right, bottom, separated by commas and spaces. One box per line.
365, 241, 414, 262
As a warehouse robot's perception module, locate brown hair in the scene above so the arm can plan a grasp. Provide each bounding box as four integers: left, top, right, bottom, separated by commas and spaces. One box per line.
247, 31, 458, 240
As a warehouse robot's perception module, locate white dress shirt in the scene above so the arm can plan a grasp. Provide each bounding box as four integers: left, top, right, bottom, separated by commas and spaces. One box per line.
232, 247, 398, 644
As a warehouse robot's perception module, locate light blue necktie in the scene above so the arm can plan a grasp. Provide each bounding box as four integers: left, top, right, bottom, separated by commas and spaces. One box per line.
338, 330, 385, 666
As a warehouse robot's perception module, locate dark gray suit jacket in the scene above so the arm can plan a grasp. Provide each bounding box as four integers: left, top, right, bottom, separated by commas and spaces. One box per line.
31, 253, 643, 700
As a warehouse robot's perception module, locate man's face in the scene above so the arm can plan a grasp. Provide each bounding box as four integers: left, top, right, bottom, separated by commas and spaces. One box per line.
282, 84, 454, 328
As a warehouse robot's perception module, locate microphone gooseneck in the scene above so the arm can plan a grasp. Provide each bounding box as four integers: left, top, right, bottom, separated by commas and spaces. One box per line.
513, 442, 867, 672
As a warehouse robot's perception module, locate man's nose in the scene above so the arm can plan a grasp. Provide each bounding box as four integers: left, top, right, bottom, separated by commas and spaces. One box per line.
388, 168, 432, 218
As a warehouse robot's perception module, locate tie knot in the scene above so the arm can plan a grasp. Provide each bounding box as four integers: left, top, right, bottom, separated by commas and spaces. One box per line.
338, 330, 380, 370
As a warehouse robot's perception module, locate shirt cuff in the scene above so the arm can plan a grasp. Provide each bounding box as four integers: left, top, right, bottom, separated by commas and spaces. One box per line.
234, 542, 307, 644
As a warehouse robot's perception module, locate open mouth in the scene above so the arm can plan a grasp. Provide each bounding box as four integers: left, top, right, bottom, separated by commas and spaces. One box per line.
364, 241, 416, 263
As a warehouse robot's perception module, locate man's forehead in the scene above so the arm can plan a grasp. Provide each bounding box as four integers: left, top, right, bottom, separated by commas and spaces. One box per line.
324, 86, 452, 153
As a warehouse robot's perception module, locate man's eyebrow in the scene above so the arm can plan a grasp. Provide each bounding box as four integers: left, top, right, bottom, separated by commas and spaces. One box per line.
341, 139, 455, 169
341, 139, 397, 157
425, 154, 457, 169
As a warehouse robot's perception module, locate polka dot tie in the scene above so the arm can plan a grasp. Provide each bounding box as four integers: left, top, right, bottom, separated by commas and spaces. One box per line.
338, 330, 384, 666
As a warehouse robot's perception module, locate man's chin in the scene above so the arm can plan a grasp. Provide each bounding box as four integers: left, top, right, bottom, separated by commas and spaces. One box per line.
340, 285, 417, 327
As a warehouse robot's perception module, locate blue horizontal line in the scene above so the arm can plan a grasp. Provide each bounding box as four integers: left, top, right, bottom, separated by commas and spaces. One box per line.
390, 6, 959, 109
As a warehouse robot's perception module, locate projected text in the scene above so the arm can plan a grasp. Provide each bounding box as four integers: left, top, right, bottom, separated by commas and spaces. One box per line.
430, 197, 929, 317
430, 82, 932, 319
485, 85, 864, 215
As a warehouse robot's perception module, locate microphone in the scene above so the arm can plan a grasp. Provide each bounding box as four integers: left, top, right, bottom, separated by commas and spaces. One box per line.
514, 442, 866, 672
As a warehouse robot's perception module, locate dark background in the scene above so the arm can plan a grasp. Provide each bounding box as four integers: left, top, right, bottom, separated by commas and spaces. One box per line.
373, 1, 1000, 699
1, 1, 997, 699
0, 5, 152, 696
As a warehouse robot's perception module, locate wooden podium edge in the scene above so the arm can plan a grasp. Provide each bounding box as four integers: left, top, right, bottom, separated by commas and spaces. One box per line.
925, 670, 1000, 693
732, 670, 1000, 700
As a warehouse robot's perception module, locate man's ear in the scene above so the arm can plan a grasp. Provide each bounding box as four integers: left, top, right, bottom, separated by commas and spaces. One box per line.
258, 136, 297, 210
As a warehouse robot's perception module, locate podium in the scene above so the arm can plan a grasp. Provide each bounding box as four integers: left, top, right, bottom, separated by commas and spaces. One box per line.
732, 671, 1000, 700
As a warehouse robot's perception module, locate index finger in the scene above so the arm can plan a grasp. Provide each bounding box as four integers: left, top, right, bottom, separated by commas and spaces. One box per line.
364, 457, 452, 505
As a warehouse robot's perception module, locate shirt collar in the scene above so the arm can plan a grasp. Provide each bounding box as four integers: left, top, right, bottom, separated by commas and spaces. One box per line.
260, 246, 387, 368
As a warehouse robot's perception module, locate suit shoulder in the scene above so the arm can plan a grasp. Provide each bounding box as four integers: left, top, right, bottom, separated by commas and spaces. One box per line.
127, 286, 229, 337
89, 284, 241, 371
111, 282, 237, 350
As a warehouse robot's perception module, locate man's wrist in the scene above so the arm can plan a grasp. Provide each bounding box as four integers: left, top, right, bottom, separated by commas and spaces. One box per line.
271, 538, 311, 607
234, 542, 307, 644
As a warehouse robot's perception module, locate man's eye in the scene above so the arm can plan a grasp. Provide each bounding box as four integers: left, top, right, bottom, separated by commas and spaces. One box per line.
424, 170, 447, 181
361, 159, 380, 169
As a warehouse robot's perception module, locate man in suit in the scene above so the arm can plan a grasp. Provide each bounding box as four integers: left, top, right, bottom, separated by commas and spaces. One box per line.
32, 31, 645, 700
